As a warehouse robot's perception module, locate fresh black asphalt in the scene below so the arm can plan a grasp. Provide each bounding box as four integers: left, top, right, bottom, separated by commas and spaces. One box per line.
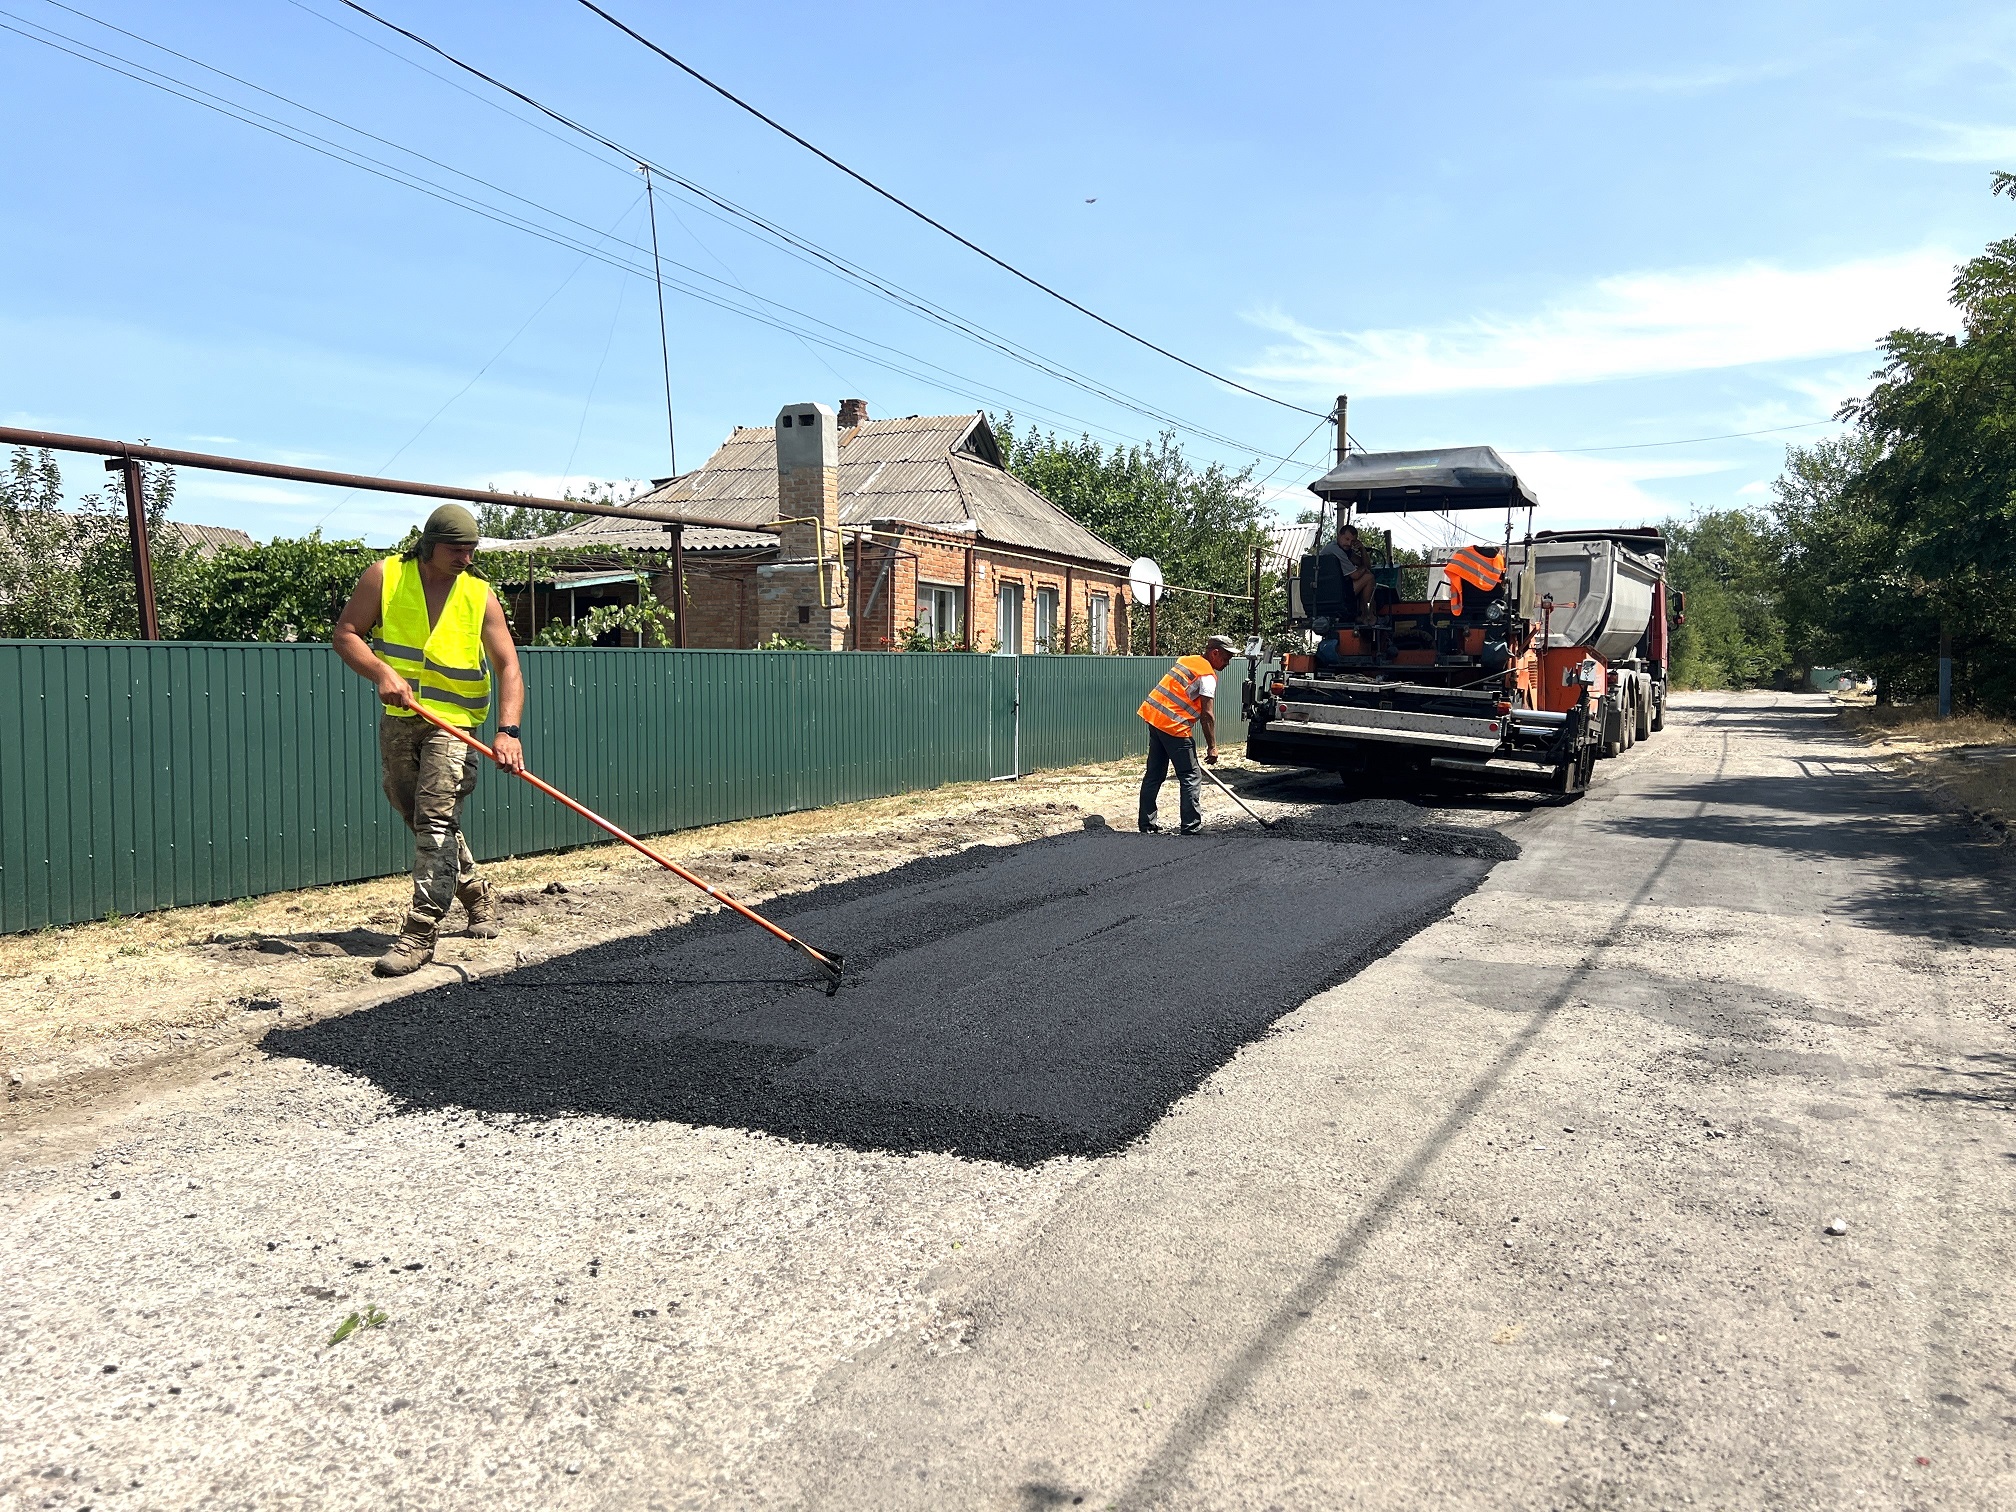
267, 831, 1494, 1164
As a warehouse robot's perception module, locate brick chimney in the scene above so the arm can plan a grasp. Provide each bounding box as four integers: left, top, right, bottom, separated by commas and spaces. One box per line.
837, 397, 869, 429
758, 401, 849, 649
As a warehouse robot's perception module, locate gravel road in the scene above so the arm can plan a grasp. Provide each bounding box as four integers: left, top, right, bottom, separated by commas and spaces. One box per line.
5, 692, 2012, 1510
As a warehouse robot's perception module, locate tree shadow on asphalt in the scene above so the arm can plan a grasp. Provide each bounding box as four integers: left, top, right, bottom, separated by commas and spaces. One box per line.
262, 832, 1493, 1165
1895, 1052, 2016, 1115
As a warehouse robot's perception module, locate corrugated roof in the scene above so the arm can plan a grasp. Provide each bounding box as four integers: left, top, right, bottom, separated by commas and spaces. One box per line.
527, 412, 1128, 568
167, 521, 256, 557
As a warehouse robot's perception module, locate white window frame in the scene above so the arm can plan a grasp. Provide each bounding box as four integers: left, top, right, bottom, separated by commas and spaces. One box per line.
996, 580, 1024, 654
1033, 585, 1059, 653
916, 582, 963, 642
1088, 592, 1111, 654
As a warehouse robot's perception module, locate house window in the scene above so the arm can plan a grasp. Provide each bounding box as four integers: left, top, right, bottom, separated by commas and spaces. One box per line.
1034, 586, 1059, 653
996, 581, 1024, 653
1088, 592, 1110, 653
916, 583, 963, 643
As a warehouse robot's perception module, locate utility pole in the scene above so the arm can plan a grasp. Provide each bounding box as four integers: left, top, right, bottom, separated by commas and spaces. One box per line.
640, 165, 678, 476
1335, 394, 1349, 467
105, 457, 160, 641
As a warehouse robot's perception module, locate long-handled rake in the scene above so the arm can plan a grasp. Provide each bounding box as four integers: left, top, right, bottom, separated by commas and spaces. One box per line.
407, 704, 845, 995
1196, 751, 1279, 830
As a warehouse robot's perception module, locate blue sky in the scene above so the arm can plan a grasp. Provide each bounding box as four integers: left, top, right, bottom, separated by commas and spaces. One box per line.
4, 0, 2013, 549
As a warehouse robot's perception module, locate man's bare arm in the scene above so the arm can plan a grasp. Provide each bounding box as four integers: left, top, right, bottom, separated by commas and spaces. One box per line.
1200, 695, 1217, 763
330, 561, 413, 710
480, 595, 526, 773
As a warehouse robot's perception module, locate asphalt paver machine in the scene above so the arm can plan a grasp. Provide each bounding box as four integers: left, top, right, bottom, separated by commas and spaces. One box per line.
1240, 447, 1677, 799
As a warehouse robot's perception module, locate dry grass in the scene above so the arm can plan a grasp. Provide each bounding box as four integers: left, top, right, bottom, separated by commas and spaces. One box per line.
1839, 703, 2016, 839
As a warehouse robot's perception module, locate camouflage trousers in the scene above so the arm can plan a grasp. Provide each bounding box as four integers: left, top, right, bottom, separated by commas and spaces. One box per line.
379, 713, 481, 931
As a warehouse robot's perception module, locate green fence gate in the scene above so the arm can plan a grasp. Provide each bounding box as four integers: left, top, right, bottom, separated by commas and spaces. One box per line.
0, 642, 1171, 933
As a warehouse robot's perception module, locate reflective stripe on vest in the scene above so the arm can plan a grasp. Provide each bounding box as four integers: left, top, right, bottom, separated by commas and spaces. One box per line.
1440, 545, 1505, 618
377, 554, 493, 727
1138, 655, 1215, 738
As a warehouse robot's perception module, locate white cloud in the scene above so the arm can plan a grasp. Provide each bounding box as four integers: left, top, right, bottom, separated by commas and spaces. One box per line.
194, 479, 316, 507
1736, 480, 1773, 498
1244, 252, 1958, 398
1503, 453, 1730, 525
1888, 118, 2016, 163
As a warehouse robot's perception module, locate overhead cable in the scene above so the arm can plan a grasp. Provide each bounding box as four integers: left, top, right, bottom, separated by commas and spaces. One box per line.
561, 0, 1330, 421
325, 0, 1313, 456
0, 10, 1258, 453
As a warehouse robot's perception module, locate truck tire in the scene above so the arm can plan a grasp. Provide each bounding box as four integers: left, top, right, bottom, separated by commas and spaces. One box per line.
1649, 687, 1665, 733
1635, 685, 1653, 740
1600, 699, 1624, 759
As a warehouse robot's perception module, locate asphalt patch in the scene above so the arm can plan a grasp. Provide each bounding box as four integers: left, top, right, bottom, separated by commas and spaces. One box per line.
266, 831, 1493, 1164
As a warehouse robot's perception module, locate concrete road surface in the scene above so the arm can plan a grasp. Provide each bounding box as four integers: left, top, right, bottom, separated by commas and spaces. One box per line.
4, 692, 2012, 1511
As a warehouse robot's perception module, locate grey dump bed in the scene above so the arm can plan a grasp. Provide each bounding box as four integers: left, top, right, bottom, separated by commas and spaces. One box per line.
1523, 532, 1663, 657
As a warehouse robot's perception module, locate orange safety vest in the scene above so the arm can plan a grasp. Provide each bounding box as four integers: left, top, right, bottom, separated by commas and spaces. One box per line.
1139, 655, 1217, 739
1441, 544, 1505, 616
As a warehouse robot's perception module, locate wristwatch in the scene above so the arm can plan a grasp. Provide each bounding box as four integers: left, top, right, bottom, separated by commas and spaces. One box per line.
495, 724, 521, 738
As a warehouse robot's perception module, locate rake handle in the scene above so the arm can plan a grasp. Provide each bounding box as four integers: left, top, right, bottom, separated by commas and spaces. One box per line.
402, 703, 841, 977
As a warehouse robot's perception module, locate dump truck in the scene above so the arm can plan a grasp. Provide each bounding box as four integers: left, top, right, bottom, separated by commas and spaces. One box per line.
1240, 447, 1680, 798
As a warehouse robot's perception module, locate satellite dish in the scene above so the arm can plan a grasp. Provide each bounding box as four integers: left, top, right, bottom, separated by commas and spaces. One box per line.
1128, 556, 1163, 606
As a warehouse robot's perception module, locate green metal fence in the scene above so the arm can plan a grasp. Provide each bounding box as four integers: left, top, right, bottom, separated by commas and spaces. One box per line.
0, 642, 1170, 933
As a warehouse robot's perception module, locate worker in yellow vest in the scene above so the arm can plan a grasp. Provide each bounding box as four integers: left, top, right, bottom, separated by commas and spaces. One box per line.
1137, 634, 1239, 834
333, 504, 526, 977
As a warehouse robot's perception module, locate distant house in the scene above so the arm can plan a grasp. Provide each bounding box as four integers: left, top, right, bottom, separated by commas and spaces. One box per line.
489, 401, 1133, 653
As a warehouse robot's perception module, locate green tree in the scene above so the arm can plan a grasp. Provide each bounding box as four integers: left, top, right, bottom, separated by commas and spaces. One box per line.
0, 447, 192, 638
1660, 508, 1791, 689
1812, 173, 2016, 710
176, 535, 377, 642
994, 420, 1279, 652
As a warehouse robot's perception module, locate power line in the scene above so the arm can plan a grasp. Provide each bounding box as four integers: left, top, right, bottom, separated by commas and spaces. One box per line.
327, 0, 1314, 459
0, 10, 1258, 457
564, 0, 1329, 421
18, 1, 1312, 470
1504, 420, 1837, 455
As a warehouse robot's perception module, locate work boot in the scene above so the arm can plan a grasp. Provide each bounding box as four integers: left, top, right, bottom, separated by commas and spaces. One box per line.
374, 917, 438, 978
1180, 823, 1204, 835
1139, 819, 1164, 833
458, 879, 500, 939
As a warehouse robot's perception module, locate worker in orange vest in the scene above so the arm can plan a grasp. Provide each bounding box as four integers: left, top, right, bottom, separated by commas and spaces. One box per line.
1137, 634, 1239, 834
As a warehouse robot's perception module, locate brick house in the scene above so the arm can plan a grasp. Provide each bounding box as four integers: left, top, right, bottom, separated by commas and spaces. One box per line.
492, 401, 1133, 653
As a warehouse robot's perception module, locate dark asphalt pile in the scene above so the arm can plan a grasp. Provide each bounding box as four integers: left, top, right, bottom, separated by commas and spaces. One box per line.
267, 832, 1492, 1164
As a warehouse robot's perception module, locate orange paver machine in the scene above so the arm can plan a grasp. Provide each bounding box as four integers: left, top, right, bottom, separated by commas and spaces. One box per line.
1241, 447, 1681, 799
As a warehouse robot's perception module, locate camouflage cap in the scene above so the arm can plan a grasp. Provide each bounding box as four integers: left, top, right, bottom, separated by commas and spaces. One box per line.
419, 503, 480, 548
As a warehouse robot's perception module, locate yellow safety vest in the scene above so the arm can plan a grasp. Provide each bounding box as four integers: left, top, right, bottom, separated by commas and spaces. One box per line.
1139, 655, 1216, 738
374, 554, 494, 727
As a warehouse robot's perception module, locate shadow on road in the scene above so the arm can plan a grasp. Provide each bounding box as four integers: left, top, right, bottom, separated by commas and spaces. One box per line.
264, 833, 1492, 1164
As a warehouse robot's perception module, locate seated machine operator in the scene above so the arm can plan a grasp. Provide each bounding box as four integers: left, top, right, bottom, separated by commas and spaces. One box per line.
1315, 522, 1377, 666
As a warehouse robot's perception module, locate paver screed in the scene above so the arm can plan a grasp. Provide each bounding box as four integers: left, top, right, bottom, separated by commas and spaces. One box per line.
267, 831, 1495, 1164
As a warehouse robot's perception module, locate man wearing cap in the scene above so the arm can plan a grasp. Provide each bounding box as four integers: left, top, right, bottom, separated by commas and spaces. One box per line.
333, 504, 526, 977
1137, 634, 1239, 835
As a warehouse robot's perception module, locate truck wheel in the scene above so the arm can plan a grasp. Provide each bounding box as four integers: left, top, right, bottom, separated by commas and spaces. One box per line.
1634, 685, 1653, 741
1600, 702, 1624, 759
1649, 689, 1665, 733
